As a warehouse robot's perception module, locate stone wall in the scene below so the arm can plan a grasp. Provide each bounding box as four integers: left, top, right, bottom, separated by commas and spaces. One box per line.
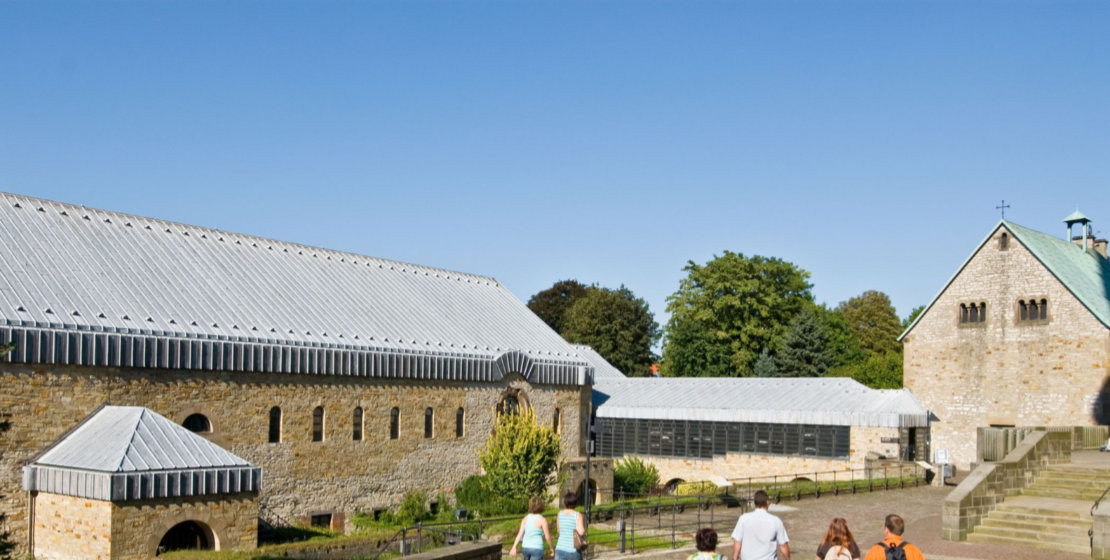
1093, 499, 1110, 560
560, 458, 614, 504
0, 365, 587, 556
903, 225, 1110, 470
942, 430, 1071, 541
629, 426, 904, 485
112, 493, 259, 558
32, 493, 113, 560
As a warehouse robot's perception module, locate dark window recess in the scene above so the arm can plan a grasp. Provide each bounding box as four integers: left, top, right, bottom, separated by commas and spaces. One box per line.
960, 302, 987, 324
183, 414, 211, 433
553, 408, 561, 435
310, 514, 332, 529
1019, 298, 1048, 322
1000, 232, 1009, 250
268, 407, 281, 443
592, 417, 850, 460
455, 408, 464, 438
424, 407, 434, 438
390, 407, 399, 440
353, 407, 363, 441
312, 406, 324, 442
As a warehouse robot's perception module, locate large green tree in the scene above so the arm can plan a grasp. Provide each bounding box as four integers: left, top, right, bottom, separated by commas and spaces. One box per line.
527, 279, 588, 334
827, 352, 903, 389
661, 251, 814, 377
837, 290, 903, 357
902, 305, 926, 331
776, 307, 834, 377
562, 286, 660, 377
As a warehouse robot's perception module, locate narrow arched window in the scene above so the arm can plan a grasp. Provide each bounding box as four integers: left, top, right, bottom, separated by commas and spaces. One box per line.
960, 303, 969, 323
969, 303, 979, 323
424, 407, 434, 438
1019, 300, 1028, 321
979, 302, 987, 323
312, 406, 325, 442
553, 408, 561, 435
1029, 299, 1039, 321
1000, 232, 1009, 250
455, 408, 464, 438
268, 407, 282, 443
183, 413, 211, 433
353, 407, 363, 441
1039, 298, 1048, 320
390, 407, 399, 440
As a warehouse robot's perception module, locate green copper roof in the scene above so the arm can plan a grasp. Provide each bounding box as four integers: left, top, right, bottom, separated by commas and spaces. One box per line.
1005, 220, 1110, 328
1064, 209, 1091, 224
900, 220, 1110, 340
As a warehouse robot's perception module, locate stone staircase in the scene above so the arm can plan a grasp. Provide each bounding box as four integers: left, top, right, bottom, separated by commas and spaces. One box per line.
967, 461, 1110, 553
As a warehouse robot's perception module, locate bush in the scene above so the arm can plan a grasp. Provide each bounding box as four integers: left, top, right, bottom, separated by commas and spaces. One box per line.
395, 489, 430, 526
613, 456, 660, 496
479, 408, 561, 505
674, 481, 723, 496
453, 474, 528, 517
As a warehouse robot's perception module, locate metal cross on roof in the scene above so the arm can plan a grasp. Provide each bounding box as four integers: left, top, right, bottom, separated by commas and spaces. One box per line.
996, 199, 1011, 219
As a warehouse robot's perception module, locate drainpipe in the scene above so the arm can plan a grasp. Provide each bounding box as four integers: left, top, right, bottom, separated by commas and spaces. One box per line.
27, 490, 36, 558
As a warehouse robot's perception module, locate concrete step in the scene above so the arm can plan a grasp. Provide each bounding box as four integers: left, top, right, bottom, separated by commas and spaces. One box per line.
1035, 473, 1110, 484
981, 515, 1090, 532
994, 498, 1091, 520
966, 530, 1090, 554
1023, 488, 1104, 501
972, 524, 1088, 543
1042, 467, 1110, 478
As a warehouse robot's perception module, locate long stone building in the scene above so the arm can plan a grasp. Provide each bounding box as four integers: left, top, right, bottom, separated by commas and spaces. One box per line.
0, 192, 593, 557
902, 212, 1110, 470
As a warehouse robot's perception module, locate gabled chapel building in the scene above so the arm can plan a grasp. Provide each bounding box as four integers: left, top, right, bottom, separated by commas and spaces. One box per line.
0, 192, 593, 557
902, 212, 1110, 470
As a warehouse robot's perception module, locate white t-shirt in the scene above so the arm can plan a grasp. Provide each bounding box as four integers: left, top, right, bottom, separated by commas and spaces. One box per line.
731, 508, 789, 560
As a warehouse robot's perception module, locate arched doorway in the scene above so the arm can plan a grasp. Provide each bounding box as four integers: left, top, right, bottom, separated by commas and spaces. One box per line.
576, 478, 599, 506
664, 478, 685, 494
158, 520, 215, 554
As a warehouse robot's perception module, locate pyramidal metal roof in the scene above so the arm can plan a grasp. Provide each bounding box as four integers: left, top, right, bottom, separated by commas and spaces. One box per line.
900, 219, 1110, 338
1064, 209, 1091, 223
0, 192, 589, 385
592, 377, 928, 428
23, 406, 260, 501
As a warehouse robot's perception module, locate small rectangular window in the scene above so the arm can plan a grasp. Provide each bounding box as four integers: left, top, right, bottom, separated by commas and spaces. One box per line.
310, 513, 332, 529
424, 408, 434, 439
455, 408, 464, 438
390, 407, 399, 440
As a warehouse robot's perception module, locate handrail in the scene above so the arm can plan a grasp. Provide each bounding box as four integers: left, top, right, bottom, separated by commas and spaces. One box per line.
1088, 483, 1110, 551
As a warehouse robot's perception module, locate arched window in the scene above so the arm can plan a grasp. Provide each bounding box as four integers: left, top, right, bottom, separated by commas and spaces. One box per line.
969, 303, 979, 323
1000, 232, 1009, 250
455, 408, 465, 438
979, 302, 987, 323
960, 303, 969, 323
183, 413, 211, 433
390, 407, 399, 440
268, 407, 282, 443
353, 407, 363, 441
553, 408, 561, 435
312, 406, 325, 442
1019, 300, 1028, 320
1039, 298, 1048, 320
424, 407, 434, 438
1029, 299, 1039, 320
501, 396, 519, 415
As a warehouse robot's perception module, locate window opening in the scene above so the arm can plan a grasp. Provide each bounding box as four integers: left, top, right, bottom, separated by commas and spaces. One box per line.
424, 407, 434, 438
353, 407, 363, 441
1039, 298, 1048, 320
553, 408, 561, 435
1000, 232, 1009, 250
455, 408, 464, 438
390, 407, 399, 440
312, 406, 325, 442
268, 407, 282, 443
310, 513, 333, 529
182, 413, 211, 433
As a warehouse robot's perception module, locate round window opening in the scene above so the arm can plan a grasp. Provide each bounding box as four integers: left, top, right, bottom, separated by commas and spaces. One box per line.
182, 413, 212, 433
158, 520, 214, 554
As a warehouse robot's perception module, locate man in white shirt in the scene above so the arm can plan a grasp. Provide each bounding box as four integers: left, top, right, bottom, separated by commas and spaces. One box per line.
732, 490, 790, 560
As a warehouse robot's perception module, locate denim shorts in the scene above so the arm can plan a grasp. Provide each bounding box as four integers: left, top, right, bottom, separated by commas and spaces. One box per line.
522, 548, 544, 560
556, 549, 582, 560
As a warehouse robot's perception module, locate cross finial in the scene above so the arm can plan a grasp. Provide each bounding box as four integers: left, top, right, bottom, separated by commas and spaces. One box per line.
996, 200, 1011, 219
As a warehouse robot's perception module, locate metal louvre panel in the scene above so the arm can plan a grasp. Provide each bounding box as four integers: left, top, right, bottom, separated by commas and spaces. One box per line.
592, 417, 852, 460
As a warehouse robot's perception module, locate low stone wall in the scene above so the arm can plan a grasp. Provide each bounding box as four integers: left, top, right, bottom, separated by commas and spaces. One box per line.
406, 541, 503, 560
942, 430, 1072, 541
1093, 500, 1110, 560
256, 536, 501, 560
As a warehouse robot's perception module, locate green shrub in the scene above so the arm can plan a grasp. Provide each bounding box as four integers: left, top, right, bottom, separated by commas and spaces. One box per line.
453, 474, 528, 517
613, 456, 660, 496
479, 408, 561, 505
395, 489, 429, 525
673, 481, 722, 496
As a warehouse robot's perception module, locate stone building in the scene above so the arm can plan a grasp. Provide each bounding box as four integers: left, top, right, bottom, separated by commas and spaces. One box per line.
901, 213, 1110, 470
0, 192, 593, 556
586, 347, 929, 487
23, 406, 260, 559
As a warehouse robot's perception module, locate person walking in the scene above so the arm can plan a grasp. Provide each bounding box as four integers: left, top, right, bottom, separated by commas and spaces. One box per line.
509, 497, 554, 560
863, 515, 924, 560
554, 491, 587, 560
815, 518, 860, 560
732, 490, 790, 560
690, 528, 722, 560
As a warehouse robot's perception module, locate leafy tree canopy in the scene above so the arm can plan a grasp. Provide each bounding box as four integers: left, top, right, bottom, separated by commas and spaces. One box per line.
836, 290, 903, 357
661, 251, 813, 377
826, 351, 903, 389
902, 305, 926, 331
478, 408, 561, 505
527, 279, 588, 334
753, 348, 778, 378
562, 286, 660, 377
776, 307, 834, 377
815, 304, 866, 368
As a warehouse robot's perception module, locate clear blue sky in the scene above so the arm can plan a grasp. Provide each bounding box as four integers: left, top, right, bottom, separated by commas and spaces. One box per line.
2, 1, 1108, 336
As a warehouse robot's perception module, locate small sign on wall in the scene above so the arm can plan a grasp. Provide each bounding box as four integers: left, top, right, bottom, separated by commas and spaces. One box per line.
881, 437, 900, 444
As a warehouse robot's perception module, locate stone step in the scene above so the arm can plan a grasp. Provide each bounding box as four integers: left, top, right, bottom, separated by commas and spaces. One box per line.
1023, 488, 1104, 501
982, 514, 1091, 532
1035, 474, 1110, 486
973, 523, 1089, 542
1042, 467, 1110, 478
967, 530, 1091, 554
995, 503, 1091, 520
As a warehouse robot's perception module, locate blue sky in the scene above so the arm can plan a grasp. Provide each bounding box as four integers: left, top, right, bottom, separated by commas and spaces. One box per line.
2, 1, 1108, 335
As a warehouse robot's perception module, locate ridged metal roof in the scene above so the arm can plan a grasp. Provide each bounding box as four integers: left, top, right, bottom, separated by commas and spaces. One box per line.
23, 406, 260, 501
0, 192, 589, 385
571, 344, 627, 381
592, 377, 928, 428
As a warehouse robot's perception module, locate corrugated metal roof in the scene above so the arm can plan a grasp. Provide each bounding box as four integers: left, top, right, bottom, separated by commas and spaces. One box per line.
592, 377, 928, 428
0, 192, 590, 384
571, 344, 627, 380
23, 406, 261, 501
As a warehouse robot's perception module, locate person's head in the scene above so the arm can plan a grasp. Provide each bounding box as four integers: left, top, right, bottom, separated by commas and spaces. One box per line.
563, 491, 579, 509
753, 490, 769, 509
529, 497, 545, 514
823, 518, 854, 547
884, 514, 905, 536
695, 528, 718, 552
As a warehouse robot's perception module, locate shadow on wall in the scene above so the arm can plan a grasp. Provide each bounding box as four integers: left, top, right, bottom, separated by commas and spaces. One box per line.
1092, 376, 1110, 426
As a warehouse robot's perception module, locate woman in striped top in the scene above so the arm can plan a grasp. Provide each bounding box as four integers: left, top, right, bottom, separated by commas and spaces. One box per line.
554, 491, 586, 560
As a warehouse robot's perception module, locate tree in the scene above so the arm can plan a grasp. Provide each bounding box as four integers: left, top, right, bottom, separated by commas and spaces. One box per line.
661, 251, 813, 377
562, 286, 660, 376
613, 456, 660, 496
902, 305, 926, 331
776, 307, 834, 377
478, 408, 561, 505
752, 349, 778, 378
814, 305, 866, 368
527, 280, 588, 334
837, 290, 903, 357
826, 352, 903, 389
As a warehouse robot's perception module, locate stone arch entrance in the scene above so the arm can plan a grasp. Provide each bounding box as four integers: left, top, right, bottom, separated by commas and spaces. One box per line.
576, 478, 599, 506
158, 520, 216, 554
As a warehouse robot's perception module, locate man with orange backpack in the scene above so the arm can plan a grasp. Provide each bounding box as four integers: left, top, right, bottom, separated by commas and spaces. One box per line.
863, 515, 924, 560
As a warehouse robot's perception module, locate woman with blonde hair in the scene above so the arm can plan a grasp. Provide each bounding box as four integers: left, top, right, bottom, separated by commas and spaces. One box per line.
510, 497, 554, 560
815, 518, 860, 560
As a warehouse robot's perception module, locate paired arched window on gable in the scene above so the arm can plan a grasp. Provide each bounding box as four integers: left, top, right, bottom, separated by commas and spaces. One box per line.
268, 407, 282, 443
959, 302, 987, 324
312, 406, 325, 442
1019, 298, 1048, 321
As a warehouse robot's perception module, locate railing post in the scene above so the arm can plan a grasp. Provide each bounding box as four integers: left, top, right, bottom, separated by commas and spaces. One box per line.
401, 527, 408, 557
884, 465, 889, 490
671, 496, 677, 549
417, 523, 423, 553
815, 472, 820, 499
630, 501, 636, 555
833, 471, 838, 496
